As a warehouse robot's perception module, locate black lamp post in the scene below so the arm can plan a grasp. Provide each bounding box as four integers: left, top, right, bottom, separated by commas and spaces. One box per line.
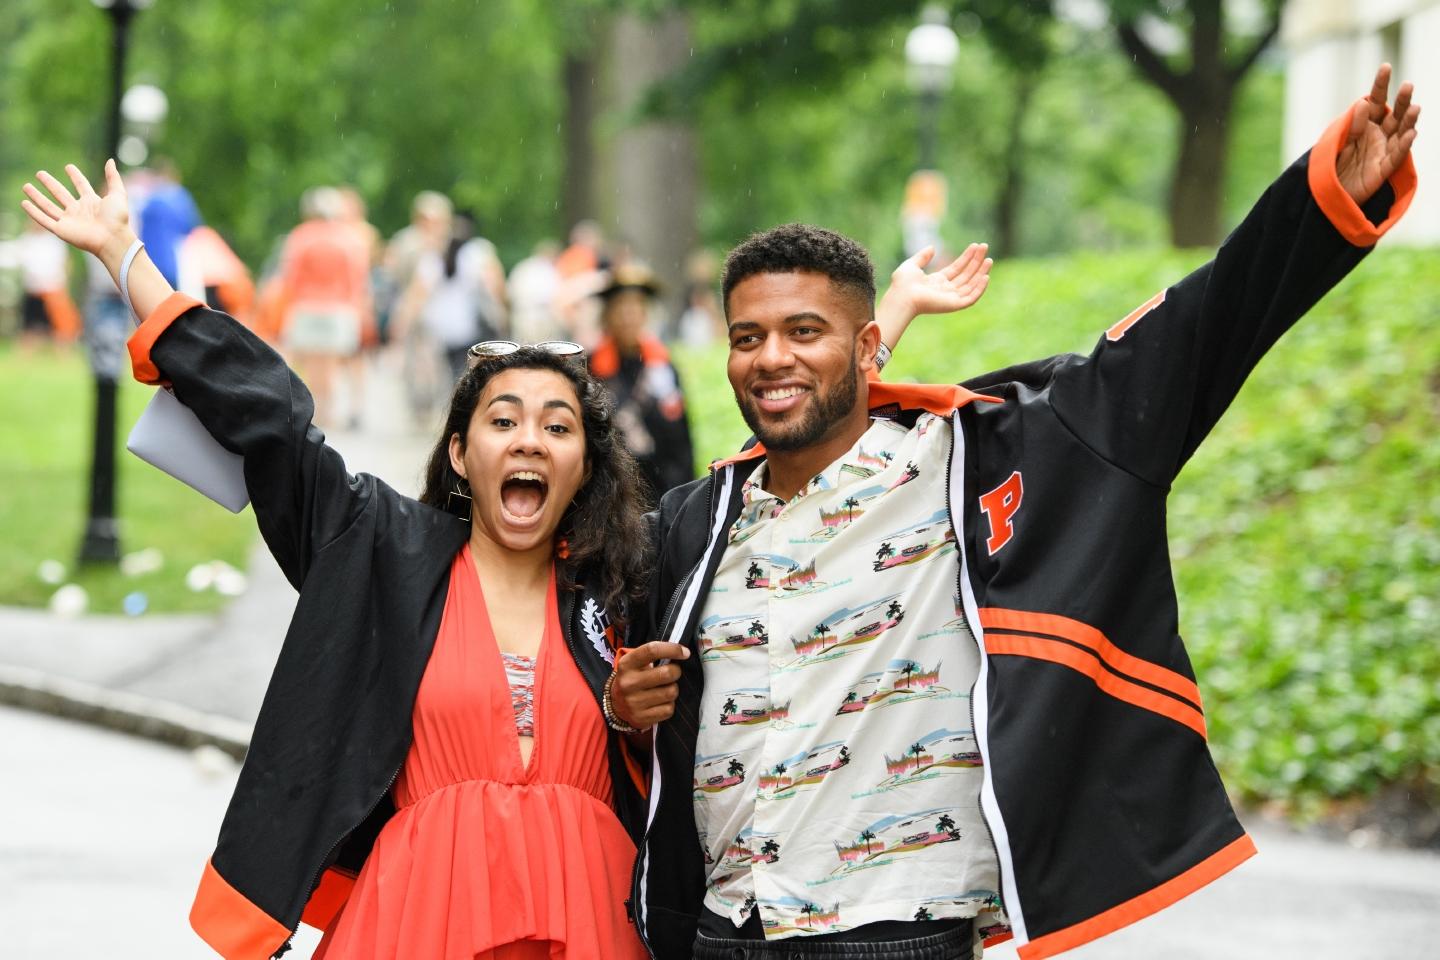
79, 0, 152, 565
899, 6, 959, 258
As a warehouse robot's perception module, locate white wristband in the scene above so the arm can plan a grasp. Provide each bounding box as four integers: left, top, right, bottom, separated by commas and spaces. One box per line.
117, 238, 146, 326
875, 341, 893, 371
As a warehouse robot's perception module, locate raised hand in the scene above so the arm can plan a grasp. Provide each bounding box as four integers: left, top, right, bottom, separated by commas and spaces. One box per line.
21, 160, 135, 265
888, 243, 992, 317
1337, 64, 1421, 205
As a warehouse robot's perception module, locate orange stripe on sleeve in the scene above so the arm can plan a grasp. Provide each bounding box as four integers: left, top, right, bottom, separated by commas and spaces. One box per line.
1017, 834, 1256, 959
984, 632, 1208, 738
127, 291, 204, 385
190, 858, 292, 960
1105, 290, 1165, 342
980, 608, 1204, 709
1308, 102, 1417, 247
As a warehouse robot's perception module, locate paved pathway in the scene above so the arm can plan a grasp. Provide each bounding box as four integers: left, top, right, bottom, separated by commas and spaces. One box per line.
6, 703, 1438, 960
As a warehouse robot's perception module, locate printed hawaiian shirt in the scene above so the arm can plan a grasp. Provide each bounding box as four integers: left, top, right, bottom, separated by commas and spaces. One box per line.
694, 414, 1008, 940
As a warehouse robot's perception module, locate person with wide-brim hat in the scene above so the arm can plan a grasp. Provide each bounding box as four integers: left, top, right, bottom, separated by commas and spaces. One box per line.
589, 263, 695, 503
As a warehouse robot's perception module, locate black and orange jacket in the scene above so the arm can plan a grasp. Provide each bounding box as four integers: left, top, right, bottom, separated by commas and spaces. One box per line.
630, 113, 1415, 960
590, 333, 696, 498
125, 296, 649, 959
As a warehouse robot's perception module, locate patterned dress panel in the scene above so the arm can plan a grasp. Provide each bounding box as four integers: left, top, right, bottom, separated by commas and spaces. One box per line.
695, 415, 1008, 940
502, 652, 537, 738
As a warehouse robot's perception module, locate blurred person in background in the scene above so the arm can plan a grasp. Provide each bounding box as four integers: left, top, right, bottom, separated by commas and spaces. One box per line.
589, 264, 694, 502
336, 185, 383, 420
0, 213, 19, 336
507, 239, 562, 344
278, 186, 369, 428
554, 220, 612, 347
178, 225, 255, 324
554, 218, 604, 279
395, 210, 509, 392
137, 156, 200, 288
675, 248, 724, 348
16, 215, 78, 352
381, 189, 453, 344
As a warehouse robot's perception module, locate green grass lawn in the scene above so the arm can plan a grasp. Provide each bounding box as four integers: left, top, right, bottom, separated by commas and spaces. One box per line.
0, 344, 255, 614
676, 244, 1440, 812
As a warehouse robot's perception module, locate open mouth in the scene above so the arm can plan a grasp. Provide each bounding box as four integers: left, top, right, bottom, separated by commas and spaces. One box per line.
500, 470, 549, 521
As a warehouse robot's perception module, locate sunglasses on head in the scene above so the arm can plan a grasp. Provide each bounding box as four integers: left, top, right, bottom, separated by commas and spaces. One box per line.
466, 340, 588, 372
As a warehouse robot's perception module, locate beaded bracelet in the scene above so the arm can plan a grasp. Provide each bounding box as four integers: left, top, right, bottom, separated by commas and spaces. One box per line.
603, 671, 642, 734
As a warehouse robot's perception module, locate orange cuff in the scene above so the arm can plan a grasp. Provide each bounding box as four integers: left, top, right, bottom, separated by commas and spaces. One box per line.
190, 858, 291, 960
299, 866, 356, 933
1308, 101, 1418, 246
127, 291, 204, 385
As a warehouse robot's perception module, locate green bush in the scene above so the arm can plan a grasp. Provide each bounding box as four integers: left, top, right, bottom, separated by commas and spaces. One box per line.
674, 245, 1440, 810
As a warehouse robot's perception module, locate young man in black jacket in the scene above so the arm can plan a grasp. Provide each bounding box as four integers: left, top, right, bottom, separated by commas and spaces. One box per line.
611, 66, 1419, 960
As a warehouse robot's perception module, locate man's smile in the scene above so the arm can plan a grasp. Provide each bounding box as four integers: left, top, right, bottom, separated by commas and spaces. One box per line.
751, 380, 812, 414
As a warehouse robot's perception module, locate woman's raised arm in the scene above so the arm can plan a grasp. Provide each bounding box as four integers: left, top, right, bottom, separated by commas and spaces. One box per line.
22, 160, 384, 590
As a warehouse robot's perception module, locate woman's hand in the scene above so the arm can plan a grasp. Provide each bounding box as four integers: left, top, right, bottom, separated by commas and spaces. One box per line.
1337, 64, 1420, 205
21, 160, 137, 270
875, 243, 992, 352
611, 641, 689, 731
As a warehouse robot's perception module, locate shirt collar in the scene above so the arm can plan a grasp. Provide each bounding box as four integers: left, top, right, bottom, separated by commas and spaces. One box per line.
740, 417, 909, 507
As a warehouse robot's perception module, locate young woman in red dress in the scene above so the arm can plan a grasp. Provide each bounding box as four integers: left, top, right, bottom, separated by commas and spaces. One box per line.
23, 161, 671, 960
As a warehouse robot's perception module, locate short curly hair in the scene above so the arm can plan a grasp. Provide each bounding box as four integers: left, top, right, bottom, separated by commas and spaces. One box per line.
721, 223, 875, 320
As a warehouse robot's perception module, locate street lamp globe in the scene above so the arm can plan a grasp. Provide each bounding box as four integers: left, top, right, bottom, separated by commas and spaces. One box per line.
905, 4, 960, 94
121, 82, 168, 126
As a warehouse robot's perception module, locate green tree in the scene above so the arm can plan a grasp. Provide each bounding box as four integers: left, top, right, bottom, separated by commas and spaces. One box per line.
1108, 0, 1285, 246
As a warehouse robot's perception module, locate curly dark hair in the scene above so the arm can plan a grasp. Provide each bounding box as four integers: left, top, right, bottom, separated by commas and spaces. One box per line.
419, 349, 651, 623
721, 223, 876, 318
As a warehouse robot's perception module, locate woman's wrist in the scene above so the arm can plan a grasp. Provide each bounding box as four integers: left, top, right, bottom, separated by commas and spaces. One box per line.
97, 226, 141, 277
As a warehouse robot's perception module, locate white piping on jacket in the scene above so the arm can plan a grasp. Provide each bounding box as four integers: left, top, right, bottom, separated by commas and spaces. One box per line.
950, 410, 1029, 946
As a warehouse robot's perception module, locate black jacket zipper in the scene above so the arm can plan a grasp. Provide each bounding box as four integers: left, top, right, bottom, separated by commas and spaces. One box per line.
631, 465, 723, 956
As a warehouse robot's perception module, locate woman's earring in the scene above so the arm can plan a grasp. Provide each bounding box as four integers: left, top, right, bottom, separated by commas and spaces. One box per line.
447, 478, 473, 523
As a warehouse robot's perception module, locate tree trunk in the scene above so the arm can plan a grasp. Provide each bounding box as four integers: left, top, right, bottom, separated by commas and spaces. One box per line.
1115, 0, 1280, 248
993, 73, 1036, 257
563, 53, 600, 228
1170, 94, 1232, 247
601, 11, 699, 321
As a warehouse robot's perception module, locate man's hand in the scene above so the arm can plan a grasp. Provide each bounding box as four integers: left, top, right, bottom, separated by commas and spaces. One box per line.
876, 243, 992, 352
22, 160, 137, 271
1337, 64, 1420, 205
612, 641, 689, 731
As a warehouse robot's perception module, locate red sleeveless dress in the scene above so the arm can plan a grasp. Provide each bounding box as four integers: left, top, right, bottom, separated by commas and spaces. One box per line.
314, 546, 648, 959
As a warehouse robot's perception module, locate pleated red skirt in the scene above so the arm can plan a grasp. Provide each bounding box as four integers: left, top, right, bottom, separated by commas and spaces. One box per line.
314, 546, 648, 959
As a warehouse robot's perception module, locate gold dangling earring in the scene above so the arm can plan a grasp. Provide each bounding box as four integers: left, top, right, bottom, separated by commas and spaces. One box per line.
447, 478, 473, 523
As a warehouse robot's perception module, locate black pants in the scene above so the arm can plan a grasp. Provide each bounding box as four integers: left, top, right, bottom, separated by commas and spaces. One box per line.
693, 909, 973, 960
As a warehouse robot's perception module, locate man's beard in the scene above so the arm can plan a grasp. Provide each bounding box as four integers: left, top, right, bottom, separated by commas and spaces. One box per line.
737, 353, 860, 453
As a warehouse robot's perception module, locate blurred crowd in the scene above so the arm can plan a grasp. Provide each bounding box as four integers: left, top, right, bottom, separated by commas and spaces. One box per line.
0, 168, 722, 502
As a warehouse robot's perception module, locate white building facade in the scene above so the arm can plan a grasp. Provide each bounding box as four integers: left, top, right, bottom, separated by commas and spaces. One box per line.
1284, 0, 1439, 243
